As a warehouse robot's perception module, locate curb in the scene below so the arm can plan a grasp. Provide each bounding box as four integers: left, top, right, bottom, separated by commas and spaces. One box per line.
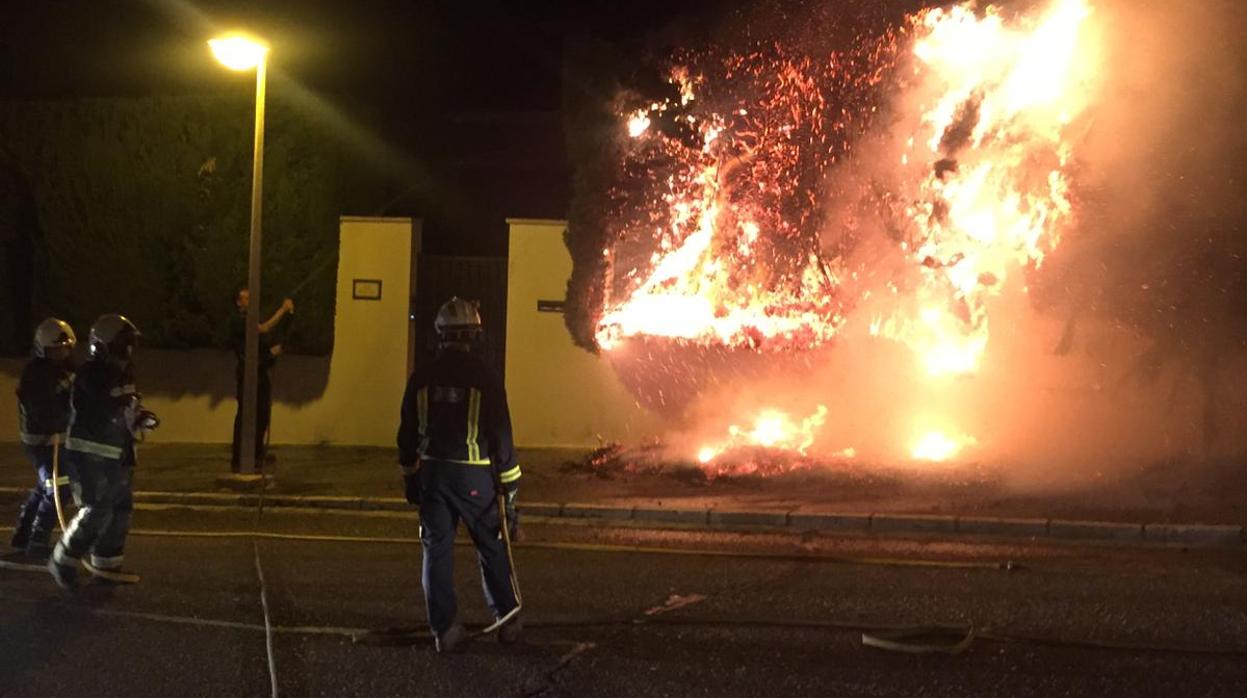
788, 512, 871, 532
1143, 523, 1244, 546
872, 514, 957, 535
2, 486, 1243, 548
1048, 519, 1143, 542
956, 516, 1050, 538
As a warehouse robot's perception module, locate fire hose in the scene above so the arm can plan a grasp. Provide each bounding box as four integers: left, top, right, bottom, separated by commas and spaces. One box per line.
50, 436, 67, 532
861, 625, 976, 655
5, 519, 1247, 659
12, 444, 1229, 659
250, 423, 280, 697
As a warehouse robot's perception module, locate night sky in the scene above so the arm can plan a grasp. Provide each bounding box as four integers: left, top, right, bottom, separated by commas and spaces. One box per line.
0, 0, 724, 254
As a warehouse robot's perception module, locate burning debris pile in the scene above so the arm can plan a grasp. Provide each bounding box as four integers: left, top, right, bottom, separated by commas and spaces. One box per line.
570, 440, 877, 483
564, 0, 1247, 477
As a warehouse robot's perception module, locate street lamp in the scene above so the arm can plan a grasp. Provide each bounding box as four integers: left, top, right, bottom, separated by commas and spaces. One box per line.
211, 33, 269, 476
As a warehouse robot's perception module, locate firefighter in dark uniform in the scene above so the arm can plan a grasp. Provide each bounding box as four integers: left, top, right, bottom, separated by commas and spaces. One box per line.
10, 318, 77, 559
48, 314, 158, 589
398, 297, 523, 653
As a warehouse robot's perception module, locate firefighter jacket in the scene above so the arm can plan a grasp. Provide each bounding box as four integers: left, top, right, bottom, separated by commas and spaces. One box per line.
397, 348, 521, 490
16, 358, 74, 446
66, 359, 138, 462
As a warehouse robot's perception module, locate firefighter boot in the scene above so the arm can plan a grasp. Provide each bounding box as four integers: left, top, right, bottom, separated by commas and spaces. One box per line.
435, 622, 467, 654
47, 546, 80, 591
25, 511, 57, 560
9, 527, 30, 552
10, 497, 38, 551
25, 536, 52, 561
498, 615, 523, 645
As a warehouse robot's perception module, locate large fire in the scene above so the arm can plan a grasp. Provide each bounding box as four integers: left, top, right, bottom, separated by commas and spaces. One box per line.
594, 0, 1102, 467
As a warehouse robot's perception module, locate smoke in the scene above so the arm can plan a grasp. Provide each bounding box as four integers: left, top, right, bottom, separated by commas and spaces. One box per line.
984, 0, 1247, 481
566, 0, 1247, 488
828, 0, 1247, 480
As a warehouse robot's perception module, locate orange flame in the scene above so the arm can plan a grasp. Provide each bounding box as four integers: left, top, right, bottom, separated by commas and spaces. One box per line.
874, 0, 1095, 376
599, 0, 1101, 463
910, 430, 976, 461
696, 405, 829, 463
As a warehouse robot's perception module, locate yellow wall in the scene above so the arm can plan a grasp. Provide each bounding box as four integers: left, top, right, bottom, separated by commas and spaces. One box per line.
265, 216, 417, 445
505, 219, 661, 447
2, 217, 418, 447
4, 216, 665, 450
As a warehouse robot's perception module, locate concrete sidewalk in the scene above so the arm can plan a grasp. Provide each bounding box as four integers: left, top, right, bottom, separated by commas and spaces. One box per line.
2, 442, 1244, 547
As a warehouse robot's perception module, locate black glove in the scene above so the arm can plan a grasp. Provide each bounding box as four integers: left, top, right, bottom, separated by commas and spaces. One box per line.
403, 472, 421, 506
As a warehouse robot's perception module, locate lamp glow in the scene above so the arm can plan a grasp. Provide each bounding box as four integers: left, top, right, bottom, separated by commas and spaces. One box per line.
209, 34, 268, 71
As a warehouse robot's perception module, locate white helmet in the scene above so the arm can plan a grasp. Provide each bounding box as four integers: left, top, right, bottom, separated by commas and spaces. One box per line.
33, 318, 76, 358
434, 297, 482, 340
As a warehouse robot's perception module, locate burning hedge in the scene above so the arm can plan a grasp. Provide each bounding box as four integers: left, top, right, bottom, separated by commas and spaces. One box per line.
564, 0, 1247, 470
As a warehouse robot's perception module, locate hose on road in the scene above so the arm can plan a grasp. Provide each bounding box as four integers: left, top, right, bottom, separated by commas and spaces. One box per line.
3, 526, 1244, 660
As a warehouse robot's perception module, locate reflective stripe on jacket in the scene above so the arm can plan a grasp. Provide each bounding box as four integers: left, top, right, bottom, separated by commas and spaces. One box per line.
397, 348, 520, 488
65, 360, 136, 462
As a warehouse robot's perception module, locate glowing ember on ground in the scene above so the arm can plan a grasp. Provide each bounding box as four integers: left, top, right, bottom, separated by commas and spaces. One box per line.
593, 0, 1101, 466
697, 406, 829, 463
910, 430, 975, 462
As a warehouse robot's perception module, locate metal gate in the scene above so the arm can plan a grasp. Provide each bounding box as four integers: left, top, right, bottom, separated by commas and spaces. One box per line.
413, 255, 508, 378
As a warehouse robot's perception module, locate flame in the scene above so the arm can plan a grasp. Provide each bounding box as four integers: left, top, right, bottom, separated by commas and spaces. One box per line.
594, 0, 1101, 463
596, 50, 855, 351
874, 0, 1095, 376
697, 405, 828, 463
627, 111, 652, 138
910, 430, 976, 461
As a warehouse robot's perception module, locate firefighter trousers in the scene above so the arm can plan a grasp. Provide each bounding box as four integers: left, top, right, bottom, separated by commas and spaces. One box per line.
418, 459, 518, 634
11, 445, 75, 552
54, 452, 134, 570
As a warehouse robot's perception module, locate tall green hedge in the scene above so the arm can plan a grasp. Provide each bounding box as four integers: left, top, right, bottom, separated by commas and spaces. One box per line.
0, 94, 348, 355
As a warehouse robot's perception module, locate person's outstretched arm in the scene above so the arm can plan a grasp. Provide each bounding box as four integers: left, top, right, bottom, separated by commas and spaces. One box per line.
259, 298, 294, 334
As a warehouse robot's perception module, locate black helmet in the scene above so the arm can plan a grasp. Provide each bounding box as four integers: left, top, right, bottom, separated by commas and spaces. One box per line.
88, 314, 141, 362
32, 318, 76, 358
434, 297, 483, 342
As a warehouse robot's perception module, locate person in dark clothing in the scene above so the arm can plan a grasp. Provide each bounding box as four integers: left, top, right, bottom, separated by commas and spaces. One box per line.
397, 297, 523, 653
10, 318, 77, 559
48, 314, 159, 589
229, 288, 293, 472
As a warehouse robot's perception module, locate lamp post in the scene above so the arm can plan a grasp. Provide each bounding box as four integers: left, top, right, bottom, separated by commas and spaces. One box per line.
210, 34, 269, 475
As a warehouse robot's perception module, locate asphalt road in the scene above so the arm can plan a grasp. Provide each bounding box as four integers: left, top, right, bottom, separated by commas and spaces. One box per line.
1, 505, 1246, 697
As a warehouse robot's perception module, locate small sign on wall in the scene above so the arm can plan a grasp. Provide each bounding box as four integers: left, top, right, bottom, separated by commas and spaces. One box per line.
537, 300, 565, 313
353, 279, 383, 301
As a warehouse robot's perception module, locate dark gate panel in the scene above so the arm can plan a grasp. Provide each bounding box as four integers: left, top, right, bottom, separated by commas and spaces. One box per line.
414, 255, 508, 378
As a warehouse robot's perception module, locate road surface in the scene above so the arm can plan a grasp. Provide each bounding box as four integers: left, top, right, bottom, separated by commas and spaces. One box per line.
1, 504, 1245, 697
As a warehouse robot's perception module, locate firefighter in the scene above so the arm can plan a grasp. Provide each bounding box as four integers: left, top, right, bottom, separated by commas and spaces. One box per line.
48, 314, 159, 589
397, 297, 523, 653
9, 318, 77, 559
